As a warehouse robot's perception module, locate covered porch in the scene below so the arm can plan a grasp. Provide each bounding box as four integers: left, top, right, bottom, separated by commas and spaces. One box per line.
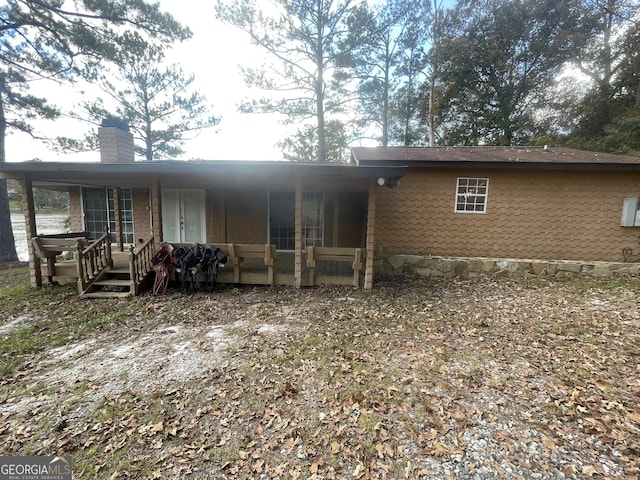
1, 160, 405, 295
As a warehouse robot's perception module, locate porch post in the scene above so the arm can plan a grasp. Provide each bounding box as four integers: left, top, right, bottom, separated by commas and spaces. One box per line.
332, 193, 340, 247
151, 176, 162, 242
294, 178, 303, 288
21, 174, 42, 288
112, 187, 123, 251
364, 179, 377, 290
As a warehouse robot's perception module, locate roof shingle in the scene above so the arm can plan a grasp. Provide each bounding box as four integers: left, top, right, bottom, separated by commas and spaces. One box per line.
351, 146, 640, 170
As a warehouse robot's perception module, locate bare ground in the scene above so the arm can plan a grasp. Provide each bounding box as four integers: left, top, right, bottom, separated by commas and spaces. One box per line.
0, 266, 639, 479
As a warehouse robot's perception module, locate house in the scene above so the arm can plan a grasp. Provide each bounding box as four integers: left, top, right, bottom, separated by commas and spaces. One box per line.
2, 121, 640, 296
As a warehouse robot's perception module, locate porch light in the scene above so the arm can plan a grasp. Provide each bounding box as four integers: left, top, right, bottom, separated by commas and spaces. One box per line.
377, 177, 386, 186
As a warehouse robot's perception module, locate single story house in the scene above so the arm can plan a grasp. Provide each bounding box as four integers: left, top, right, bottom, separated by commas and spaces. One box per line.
2, 121, 640, 296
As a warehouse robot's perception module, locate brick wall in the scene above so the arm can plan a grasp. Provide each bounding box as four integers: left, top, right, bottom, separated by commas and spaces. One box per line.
375, 168, 640, 262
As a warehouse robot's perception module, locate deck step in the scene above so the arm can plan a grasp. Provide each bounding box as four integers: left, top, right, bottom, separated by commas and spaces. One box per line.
81, 291, 132, 299
108, 268, 131, 275
92, 279, 132, 287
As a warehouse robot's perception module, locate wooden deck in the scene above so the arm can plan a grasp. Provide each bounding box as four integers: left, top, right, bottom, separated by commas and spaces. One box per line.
40, 251, 361, 288
213, 251, 361, 287
154, 250, 362, 290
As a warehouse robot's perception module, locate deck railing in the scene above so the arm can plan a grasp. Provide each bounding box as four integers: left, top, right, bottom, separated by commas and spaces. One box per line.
306, 246, 365, 287
129, 237, 155, 295
77, 233, 113, 294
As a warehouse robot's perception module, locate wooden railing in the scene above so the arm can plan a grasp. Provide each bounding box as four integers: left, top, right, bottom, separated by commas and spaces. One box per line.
129, 237, 155, 295
306, 246, 365, 287
77, 233, 113, 294
227, 243, 276, 284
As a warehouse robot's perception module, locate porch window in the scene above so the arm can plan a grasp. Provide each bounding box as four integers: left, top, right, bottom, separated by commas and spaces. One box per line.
82, 187, 133, 242
303, 192, 324, 248
269, 191, 325, 250
455, 178, 489, 214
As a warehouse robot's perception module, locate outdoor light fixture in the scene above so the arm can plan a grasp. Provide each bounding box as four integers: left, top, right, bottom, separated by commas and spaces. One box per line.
377, 177, 386, 186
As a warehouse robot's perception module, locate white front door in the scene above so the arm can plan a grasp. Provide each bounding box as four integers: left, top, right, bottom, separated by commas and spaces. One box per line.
161, 189, 205, 243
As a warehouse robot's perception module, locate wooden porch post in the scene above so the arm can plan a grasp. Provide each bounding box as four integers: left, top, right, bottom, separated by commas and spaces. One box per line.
112, 187, 123, 251
151, 176, 162, 242
20, 174, 42, 288
294, 178, 303, 288
364, 179, 377, 290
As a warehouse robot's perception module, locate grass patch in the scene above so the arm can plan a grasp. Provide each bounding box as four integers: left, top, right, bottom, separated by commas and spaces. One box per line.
0, 310, 125, 376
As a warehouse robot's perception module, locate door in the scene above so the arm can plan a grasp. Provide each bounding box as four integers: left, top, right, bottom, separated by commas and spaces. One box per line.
269, 192, 295, 250
161, 189, 205, 243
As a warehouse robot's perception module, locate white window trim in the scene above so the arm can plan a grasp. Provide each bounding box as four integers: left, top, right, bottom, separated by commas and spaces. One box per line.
454, 177, 489, 214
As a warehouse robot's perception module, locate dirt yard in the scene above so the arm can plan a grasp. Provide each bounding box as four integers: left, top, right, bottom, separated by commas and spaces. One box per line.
0, 265, 639, 479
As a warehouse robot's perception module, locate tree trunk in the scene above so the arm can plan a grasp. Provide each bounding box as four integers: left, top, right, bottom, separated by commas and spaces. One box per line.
316, 2, 326, 162
0, 88, 19, 262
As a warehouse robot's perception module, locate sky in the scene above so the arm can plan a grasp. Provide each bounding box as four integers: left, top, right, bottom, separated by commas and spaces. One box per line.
5, 0, 294, 163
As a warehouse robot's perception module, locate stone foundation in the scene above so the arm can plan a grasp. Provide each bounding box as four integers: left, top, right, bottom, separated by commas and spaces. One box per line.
379, 255, 640, 280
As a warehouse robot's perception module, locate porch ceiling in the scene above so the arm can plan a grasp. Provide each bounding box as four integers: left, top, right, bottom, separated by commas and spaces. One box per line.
0, 160, 406, 189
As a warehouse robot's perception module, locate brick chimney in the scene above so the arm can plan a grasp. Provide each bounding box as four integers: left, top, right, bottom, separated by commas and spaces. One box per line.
98, 118, 135, 162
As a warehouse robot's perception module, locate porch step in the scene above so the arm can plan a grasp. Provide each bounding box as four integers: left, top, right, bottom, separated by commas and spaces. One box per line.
92, 279, 132, 287
81, 270, 134, 299
108, 268, 131, 275
81, 291, 132, 299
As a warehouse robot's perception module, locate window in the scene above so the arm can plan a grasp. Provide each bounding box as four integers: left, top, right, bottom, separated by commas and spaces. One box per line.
268, 191, 325, 250
82, 187, 134, 242
303, 192, 324, 248
455, 178, 489, 213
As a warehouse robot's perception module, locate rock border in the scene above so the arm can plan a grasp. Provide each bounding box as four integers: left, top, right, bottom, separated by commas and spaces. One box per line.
380, 255, 640, 280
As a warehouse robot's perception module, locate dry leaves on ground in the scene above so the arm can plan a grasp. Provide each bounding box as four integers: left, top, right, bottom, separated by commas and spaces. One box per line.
0, 272, 639, 479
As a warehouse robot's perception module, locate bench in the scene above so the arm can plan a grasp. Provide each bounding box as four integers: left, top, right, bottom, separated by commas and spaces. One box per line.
227, 243, 276, 284
31, 232, 92, 284
306, 246, 365, 287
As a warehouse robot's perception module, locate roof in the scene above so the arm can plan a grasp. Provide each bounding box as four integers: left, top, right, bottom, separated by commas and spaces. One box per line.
351, 146, 640, 170
0, 159, 406, 188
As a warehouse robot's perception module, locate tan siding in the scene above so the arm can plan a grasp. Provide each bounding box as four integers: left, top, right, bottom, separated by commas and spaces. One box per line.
68, 187, 83, 232
376, 168, 640, 262
225, 190, 268, 243
206, 189, 226, 243
132, 188, 152, 242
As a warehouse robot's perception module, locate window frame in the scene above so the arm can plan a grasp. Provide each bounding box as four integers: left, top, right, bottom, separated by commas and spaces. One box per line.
454, 177, 489, 214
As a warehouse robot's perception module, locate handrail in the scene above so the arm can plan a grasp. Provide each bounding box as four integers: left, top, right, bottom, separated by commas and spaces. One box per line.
76, 232, 113, 294
128, 237, 155, 295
